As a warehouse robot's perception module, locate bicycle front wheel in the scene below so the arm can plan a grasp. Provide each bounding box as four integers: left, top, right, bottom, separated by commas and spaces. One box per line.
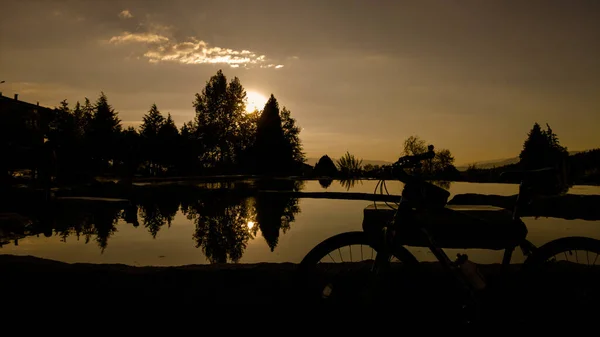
297, 231, 418, 306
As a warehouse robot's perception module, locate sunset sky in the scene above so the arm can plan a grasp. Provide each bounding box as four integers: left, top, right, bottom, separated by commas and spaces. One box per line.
1, 0, 598, 165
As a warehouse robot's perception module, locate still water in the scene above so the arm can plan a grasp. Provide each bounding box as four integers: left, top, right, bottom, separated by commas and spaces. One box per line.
2, 180, 599, 266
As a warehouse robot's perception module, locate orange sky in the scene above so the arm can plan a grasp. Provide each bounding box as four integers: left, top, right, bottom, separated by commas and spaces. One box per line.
1, 0, 598, 165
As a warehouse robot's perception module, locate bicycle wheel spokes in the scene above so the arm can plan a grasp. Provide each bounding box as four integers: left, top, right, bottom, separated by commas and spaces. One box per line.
547, 249, 600, 267
319, 244, 378, 264
299, 231, 418, 306
543, 249, 600, 304
524, 237, 600, 321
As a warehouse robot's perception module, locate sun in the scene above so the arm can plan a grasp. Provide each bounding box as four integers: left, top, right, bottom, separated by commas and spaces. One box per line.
246, 90, 268, 113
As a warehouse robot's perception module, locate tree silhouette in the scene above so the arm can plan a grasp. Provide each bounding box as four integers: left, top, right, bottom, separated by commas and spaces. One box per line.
403, 135, 427, 156
81, 97, 94, 132
72, 101, 87, 139
363, 164, 383, 178
116, 126, 142, 182
87, 92, 122, 172
193, 70, 248, 171
236, 110, 260, 172
254, 95, 290, 175
175, 121, 200, 175
401, 135, 458, 178
519, 122, 568, 170
48, 100, 77, 182
313, 155, 338, 177
336, 151, 363, 177
157, 113, 180, 174
141, 104, 165, 137
431, 148, 460, 180
281, 107, 306, 168
140, 103, 166, 176
225, 76, 251, 168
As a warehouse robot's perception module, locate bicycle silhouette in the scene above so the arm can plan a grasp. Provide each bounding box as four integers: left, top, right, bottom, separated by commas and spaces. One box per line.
298, 145, 600, 326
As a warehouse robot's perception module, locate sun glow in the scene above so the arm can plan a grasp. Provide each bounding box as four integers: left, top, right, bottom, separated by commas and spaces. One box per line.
247, 221, 255, 229
246, 90, 268, 113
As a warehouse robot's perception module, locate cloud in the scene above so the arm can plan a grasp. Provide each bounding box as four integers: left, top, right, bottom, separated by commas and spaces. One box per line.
108, 30, 283, 69
119, 9, 133, 19
109, 32, 169, 44
259, 64, 284, 69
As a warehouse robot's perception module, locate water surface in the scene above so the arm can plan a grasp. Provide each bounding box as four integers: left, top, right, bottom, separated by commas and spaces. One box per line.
2, 180, 599, 266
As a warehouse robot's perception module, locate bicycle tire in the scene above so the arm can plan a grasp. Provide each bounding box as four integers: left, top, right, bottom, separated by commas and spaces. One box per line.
297, 231, 419, 306
519, 236, 600, 324
523, 236, 600, 267
299, 231, 418, 266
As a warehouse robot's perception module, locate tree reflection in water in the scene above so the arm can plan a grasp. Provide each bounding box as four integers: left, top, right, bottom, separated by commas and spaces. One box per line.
47, 203, 123, 252
254, 193, 300, 251
253, 179, 302, 251
139, 197, 179, 238
339, 178, 361, 191
318, 178, 333, 189
183, 194, 253, 263
1, 180, 303, 261
183, 179, 303, 262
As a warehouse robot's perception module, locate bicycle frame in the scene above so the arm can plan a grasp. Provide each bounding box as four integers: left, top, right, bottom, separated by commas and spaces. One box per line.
386, 198, 480, 299
372, 168, 540, 302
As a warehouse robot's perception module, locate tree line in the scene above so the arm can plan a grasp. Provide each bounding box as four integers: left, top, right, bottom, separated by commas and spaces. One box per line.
5, 69, 597, 187
462, 122, 599, 185
29, 69, 305, 185
311, 122, 599, 187
313, 135, 460, 181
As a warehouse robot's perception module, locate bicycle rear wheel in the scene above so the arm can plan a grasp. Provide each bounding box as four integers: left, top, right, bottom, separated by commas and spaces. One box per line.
520, 236, 600, 324
297, 231, 419, 307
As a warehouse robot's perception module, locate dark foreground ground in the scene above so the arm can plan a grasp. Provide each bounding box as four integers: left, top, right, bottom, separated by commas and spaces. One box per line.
1, 255, 598, 330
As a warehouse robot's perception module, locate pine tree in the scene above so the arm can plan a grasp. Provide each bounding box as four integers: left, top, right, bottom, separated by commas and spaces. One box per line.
49, 99, 75, 143
81, 97, 94, 134
140, 103, 166, 175
88, 92, 122, 169
519, 122, 567, 170
72, 101, 86, 139
158, 113, 180, 171
140, 104, 165, 138
255, 94, 287, 175
177, 121, 198, 174
93, 92, 121, 134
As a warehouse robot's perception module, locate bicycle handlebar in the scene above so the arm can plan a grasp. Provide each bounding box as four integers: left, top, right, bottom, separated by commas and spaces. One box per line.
393, 144, 436, 169
377, 144, 436, 183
